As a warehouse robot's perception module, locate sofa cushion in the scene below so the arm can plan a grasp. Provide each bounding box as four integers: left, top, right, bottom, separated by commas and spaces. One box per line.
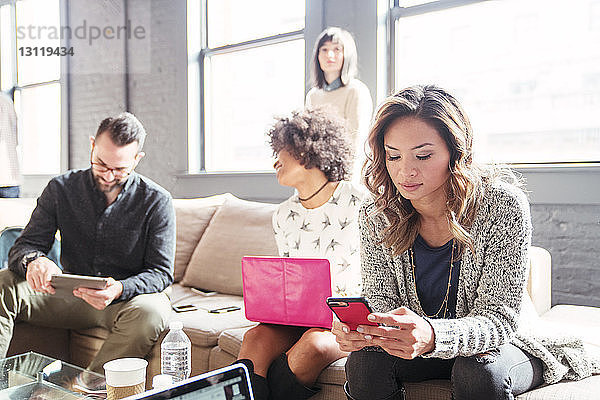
539, 305, 600, 351
217, 326, 252, 357
404, 381, 452, 400
209, 346, 237, 371
517, 376, 600, 400
316, 358, 346, 386
168, 283, 256, 347
181, 196, 278, 295
172, 194, 232, 282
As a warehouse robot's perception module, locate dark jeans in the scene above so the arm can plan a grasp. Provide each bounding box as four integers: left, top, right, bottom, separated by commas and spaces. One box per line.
345, 344, 544, 400
0, 186, 20, 198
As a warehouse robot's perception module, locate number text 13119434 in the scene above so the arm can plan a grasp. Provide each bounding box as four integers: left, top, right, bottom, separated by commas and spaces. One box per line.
19, 46, 74, 56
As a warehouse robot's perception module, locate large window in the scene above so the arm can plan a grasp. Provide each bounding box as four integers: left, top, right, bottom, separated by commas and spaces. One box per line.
188, 0, 305, 173
0, 0, 61, 175
391, 0, 600, 164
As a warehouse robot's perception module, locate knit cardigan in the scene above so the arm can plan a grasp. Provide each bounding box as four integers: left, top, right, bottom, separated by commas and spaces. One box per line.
359, 179, 600, 384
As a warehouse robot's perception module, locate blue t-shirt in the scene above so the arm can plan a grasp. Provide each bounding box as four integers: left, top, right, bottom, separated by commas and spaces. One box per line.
412, 235, 461, 319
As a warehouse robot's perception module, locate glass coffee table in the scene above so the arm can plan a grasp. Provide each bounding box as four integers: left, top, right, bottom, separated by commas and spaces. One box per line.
0, 352, 106, 399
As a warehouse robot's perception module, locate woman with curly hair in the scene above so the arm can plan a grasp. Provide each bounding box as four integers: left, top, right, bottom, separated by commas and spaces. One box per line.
332, 85, 598, 399
236, 108, 365, 400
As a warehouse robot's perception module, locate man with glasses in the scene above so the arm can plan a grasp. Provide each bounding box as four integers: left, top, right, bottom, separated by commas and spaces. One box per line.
0, 113, 175, 374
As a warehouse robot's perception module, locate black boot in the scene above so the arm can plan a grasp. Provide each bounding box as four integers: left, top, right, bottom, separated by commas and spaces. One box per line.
235, 359, 270, 400
266, 353, 321, 400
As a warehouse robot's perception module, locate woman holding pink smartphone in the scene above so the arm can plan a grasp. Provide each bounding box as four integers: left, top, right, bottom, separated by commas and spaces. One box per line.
332, 85, 597, 399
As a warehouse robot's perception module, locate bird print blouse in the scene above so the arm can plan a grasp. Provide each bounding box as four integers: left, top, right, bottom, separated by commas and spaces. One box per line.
272, 180, 365, 297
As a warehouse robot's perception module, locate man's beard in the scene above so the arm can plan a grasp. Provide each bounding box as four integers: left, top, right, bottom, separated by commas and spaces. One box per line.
94, 174, 126, 193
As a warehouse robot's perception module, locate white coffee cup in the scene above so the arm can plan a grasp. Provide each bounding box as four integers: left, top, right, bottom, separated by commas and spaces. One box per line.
103, 358, 148, 400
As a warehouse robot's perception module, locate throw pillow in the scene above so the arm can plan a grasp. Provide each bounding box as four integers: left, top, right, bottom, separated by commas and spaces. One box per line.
172, 193, 232, 282
181, 196, 278, 295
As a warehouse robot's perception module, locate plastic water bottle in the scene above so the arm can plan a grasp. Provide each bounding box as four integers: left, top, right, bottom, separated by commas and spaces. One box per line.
161, 321, 191, 382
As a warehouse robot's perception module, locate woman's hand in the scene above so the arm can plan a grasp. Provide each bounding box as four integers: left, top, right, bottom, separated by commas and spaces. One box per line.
331, 320, 373, 352
355, 307, 436, 359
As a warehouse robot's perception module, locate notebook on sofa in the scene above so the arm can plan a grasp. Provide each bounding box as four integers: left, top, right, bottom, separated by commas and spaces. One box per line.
241, 256, 333, 328
124, 363, 253, 399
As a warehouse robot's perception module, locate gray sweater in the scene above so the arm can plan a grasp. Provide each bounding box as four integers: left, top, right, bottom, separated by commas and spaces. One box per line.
359, 179, 599, 384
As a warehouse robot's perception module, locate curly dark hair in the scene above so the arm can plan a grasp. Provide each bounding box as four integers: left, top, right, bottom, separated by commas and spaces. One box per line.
267, 108, 354, 181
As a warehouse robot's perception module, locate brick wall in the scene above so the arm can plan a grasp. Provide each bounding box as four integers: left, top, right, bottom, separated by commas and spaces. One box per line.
127, 0, 187, 193
531, 205, 600, 307
68, 0, 187, 194
68, 0, 128, 169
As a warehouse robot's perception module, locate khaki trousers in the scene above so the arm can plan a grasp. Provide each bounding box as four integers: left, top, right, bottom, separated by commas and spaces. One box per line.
0, 269, 171, 373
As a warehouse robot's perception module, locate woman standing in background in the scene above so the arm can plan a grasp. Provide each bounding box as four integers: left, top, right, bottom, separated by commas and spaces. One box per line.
306, 27, 373, 181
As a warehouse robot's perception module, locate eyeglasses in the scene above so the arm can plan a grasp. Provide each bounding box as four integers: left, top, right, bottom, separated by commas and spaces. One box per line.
89, 142, 137, 179
90, 161, 134, 179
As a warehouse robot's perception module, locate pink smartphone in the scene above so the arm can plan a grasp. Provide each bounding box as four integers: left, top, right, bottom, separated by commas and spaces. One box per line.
326, 297, 378, 331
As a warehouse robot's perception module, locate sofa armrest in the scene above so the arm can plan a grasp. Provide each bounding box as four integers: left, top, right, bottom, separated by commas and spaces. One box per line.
527, 246, 552, 316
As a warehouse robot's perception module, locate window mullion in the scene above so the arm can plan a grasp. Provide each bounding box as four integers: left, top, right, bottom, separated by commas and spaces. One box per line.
205, 29, 304, 57
393, 0, 488, 18
198, 0, 207, 171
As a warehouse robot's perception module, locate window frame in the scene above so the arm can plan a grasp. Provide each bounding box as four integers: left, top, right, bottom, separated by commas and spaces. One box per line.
188, 0, 304, 173
388, 0, 600, 168
0, 0, 68, 182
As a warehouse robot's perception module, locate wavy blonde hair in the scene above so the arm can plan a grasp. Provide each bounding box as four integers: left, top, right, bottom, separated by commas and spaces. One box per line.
364, 85, 517, 256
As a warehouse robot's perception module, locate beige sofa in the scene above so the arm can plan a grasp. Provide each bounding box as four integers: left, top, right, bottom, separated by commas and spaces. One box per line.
2, 195, 599, 400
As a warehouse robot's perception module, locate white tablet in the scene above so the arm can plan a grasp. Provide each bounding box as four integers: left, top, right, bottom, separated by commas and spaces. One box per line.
50, 273, 109, 296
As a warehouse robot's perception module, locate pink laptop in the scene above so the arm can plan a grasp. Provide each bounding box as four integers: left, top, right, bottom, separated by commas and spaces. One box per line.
241, 256, 333, 328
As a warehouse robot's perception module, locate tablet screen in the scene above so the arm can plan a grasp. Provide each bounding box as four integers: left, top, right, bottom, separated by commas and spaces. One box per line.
125, 364, 252, 400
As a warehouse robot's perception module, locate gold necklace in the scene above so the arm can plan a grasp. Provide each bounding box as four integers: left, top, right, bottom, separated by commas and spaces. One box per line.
409, 240, 455, 319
